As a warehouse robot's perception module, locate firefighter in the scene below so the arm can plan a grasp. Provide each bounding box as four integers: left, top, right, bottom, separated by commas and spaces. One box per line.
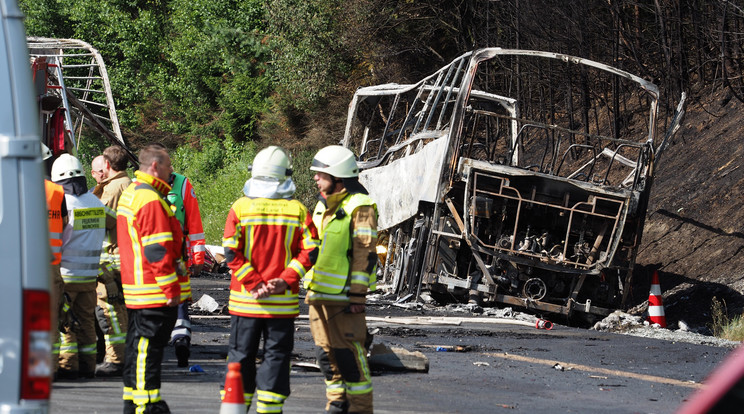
42, 143, 68, 378
165, 170, 206, 368
90, 145, 131, 377
53, 153, 107, 380
222, 146, 318, 413
305, 145, 378, 414
117, 144, 190, 413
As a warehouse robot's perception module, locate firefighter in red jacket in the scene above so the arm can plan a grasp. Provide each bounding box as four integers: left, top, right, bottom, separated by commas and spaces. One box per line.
222, 146, 318, 413
166, 171, 205, 367
117, 144, 190, 414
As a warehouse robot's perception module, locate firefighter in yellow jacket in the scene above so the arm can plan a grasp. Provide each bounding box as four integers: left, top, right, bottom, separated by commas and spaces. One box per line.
91, 145, 132, 377
117, 144, 190, 414
222, 146, 318, 413
305, 145, 378, 414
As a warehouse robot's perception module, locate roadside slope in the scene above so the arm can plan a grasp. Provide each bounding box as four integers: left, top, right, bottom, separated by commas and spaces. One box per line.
635, 86, 744, 330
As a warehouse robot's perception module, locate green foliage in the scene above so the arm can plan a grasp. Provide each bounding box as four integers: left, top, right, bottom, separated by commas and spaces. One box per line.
266, 0, 348, 111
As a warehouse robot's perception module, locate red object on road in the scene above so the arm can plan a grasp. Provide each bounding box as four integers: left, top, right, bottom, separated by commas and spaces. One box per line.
535, 319, 553, 330
220, 362, 245, 414
677, 345, 744, 413
647, 271, 666, 328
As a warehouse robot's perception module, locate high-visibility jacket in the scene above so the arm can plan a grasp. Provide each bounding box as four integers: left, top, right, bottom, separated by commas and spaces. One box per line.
222, 197, 318, 318
167, 173, 205, 267
60, 192, 107, 284
117, 171, 190, 309
306, 192, 378, 304
45, 180, 66, 265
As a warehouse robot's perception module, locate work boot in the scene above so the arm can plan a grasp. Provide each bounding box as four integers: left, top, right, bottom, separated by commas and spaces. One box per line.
326, 400, 349, 414
56, 368, 79, 380
79, 370, 95, 379
174, 337, 190, 367
95, 361, 123, 377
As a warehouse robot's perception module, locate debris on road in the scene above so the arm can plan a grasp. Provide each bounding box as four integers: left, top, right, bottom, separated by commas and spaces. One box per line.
195, 294, 220, 313
368, 343, 429, 373
592, 310, 740, 348
291, 361, 321, 372
418, 344, 471, 352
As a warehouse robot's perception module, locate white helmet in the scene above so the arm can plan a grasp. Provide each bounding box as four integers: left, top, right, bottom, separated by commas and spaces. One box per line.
310, 145, 359, 178
250, 146, 292, 180
51, 153, 84, 182
40, 142, 53, 161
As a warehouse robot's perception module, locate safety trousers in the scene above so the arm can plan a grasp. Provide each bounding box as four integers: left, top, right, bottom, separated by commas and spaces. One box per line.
309, 304, 373, 414
59, 282, 98, 375
96, 265, 128, 365
225, 315, 293, 413
169, 301, 192, 344
123, 306, 177, 414
50, 263, 64, 374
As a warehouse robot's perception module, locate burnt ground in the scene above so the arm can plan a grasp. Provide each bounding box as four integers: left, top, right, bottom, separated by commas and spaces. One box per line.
630, 85, 744, 332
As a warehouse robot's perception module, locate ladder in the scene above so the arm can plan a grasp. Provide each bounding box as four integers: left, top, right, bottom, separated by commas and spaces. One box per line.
26, 37, 131, 161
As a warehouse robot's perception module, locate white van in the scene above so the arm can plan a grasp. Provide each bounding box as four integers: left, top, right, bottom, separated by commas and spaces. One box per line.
0, 0, 52, 412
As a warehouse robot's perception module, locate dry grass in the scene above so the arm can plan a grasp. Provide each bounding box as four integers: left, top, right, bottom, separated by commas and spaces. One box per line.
710, 296, 744, 341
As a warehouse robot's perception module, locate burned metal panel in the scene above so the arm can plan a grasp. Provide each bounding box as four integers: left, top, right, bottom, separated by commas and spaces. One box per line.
359, 134, 447, 230
344, 48, 685, 319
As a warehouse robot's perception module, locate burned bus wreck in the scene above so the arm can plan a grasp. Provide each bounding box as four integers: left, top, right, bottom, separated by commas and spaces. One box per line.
343, 48, 685, 320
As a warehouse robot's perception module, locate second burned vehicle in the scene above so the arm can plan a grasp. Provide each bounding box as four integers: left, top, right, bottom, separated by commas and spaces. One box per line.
342, 48, 686, 321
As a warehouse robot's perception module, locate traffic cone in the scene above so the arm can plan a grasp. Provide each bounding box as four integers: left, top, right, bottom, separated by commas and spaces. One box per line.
647, 271, 667, 328
219, 362, 245, 414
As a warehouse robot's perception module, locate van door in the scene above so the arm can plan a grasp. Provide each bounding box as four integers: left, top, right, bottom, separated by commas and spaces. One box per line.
0, 0, 52, 411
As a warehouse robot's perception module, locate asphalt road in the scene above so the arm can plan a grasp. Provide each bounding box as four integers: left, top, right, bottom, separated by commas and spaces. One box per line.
50, 275, 735, 414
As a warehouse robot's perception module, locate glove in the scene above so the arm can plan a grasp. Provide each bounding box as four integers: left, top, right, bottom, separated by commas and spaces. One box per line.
176, 259, 188, 277
105, 280, 124, 304
58, 292, 78, 333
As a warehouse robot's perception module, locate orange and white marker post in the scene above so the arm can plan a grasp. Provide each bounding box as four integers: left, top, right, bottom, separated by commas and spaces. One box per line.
647, 271, 667, 328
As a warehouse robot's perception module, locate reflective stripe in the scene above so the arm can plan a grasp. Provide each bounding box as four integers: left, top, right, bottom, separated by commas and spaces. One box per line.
80, 343, 97, 355
189, 233, 205, 241
345, 342, 373, 395
325, 379, 346, 394
60, 273, 98, 283
59, 343, 78, 353
131, 388, 162, 405
353, 226, 377, 238
154, 272, 178, 285
257, 389, 287, 413
61, 261, 100, 270
229, 291, 300, 316
105, 332, 127, 346
141, 232, 173, 245
351, 271, 371, 284
61, 248, 102, 257
257, 390, 287, 403
306, 290, 351, 302
136, 337, 149, 393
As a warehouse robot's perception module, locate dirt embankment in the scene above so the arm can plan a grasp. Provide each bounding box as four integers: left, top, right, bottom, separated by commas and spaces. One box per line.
633, 86, 744, 331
